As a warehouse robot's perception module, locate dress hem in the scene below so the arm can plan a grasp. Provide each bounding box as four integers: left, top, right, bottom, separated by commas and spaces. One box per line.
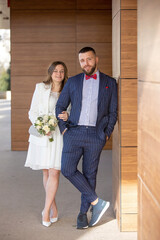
24, 165, 61, 171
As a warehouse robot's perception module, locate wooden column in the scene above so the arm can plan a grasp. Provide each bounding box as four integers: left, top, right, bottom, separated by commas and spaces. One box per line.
138, 0, 160, 239
112, 0, 137, 231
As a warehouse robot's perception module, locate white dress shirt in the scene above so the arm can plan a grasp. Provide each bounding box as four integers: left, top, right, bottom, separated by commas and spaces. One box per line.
78, 70, 99, 126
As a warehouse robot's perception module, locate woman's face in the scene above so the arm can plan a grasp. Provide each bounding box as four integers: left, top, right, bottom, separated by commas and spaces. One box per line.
51, 64, 65, 84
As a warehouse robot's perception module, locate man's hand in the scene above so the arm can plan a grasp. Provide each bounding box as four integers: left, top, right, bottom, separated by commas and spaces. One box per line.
106, 135, 109, 141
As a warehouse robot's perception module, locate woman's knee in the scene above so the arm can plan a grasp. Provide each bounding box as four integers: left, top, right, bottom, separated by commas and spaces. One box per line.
49, 169, 60, 178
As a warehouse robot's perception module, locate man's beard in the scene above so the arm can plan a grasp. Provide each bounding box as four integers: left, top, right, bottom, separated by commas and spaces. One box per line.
82, 64, 96, 76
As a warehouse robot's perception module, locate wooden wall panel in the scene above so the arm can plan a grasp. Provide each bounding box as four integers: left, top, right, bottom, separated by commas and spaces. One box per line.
11, 76, 45, 93
11, 0, 76, 10
138, 0, 160, 83
77, 10, 112, 43
121, 11, 137, 79
12, 142, 29, 151
11, 11, 76, 43
138, 178, 160, 239
12, 92, 32, 109
121, 79, 137, 146
11, 43, 76, 76
121, 147, 137, 214
121, 214, 137, 232
121, 0, 137, 9
103, 136, 112, 150
77, 0, 112, 9
11, 109, 30, 145
138, 82, 160, 204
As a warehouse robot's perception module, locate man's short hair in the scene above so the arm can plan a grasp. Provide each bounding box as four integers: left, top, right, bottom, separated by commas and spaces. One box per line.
79, 47, 96, 55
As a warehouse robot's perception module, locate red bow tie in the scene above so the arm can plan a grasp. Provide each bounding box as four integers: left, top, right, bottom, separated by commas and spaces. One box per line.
85, 74, 97, 80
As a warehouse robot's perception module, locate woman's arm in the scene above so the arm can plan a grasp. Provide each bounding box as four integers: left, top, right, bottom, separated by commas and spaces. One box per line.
28, 84, 40, 124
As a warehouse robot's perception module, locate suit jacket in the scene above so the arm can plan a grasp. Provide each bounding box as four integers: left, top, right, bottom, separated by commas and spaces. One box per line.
56, 72, 118, 141
28, 82, 52, 147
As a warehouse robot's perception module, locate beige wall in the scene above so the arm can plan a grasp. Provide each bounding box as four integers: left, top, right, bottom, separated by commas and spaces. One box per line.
138, 0, 160, 239
112, 0, 137, 231
11, 0, 112, 150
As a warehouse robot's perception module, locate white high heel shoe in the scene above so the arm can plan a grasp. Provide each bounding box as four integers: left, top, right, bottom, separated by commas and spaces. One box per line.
42, 220, 51, 227
42, 210, 51, 227
50, 215, 58, 223
50, 209, 58, 223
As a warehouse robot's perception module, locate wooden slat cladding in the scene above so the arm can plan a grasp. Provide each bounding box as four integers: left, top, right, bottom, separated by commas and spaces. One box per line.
77, 10, 112, 43
11, 76, 45, 93
11, 43, 76, 76
11, 0, 76, 10
121, 10, 137, 79
11, 0, 112, 10
11, 108, 30, 142
12, 92, 33, 109
77, 0, 112, 9
138, 82, 160, 205
138, 0, 160, 83
121, 0, 137, 10
121, 214, 137, 232
138, 179, 160, 239
121, 147, 137, 214
121, 79, 137, 146
12, 142, 29, 151
11, 11, 76, 43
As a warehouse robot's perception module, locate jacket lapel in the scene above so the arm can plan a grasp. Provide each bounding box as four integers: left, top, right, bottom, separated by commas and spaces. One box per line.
77, 73, 84, 110
98, 72, 108, 113
43, 84, 51, 114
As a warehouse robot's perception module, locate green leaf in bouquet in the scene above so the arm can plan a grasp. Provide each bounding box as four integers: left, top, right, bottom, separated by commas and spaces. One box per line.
38, 116, 43, 121
38, 130, 43, 134
49, 126, 55, 131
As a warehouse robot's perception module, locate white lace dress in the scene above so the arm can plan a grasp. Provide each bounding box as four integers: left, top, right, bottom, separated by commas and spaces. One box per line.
25, 92, 63, 170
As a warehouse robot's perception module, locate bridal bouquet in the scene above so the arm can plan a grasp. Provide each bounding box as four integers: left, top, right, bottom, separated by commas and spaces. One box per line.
34, 115, 58, 142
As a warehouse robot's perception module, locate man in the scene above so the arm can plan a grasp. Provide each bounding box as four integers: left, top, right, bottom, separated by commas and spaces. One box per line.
56, 47, 117, 229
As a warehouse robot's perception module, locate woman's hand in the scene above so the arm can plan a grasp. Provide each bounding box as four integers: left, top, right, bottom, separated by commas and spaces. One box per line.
58, 111, 69, 121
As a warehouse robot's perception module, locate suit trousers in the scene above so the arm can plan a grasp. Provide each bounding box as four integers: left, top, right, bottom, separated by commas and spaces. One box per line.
61, 126, 106, 213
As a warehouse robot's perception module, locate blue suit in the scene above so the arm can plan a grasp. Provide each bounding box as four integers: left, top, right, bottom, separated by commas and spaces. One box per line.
56, 72, 117, 213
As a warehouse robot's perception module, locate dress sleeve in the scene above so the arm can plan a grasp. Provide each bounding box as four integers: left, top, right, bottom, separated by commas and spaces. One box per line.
28, 84, 40, 124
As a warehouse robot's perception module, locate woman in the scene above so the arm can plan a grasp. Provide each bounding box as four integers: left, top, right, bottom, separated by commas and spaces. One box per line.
25, 61, 69, 227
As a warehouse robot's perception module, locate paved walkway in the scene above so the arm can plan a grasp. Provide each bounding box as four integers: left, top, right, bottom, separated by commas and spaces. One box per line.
0, 100, 137, 240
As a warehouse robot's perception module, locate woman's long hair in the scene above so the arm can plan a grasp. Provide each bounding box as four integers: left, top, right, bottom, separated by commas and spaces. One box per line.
43, 61, 68, 92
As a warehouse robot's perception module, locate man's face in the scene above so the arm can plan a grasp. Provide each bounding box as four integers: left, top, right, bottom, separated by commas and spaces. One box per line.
79, 51, 98, 75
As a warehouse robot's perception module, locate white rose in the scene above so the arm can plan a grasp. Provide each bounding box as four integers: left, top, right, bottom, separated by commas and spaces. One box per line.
42, 125, 50, 134
36, 120, 41, 125
36, 125, 41, 130
43, 115, 49, 123
49, 119, 55, 125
